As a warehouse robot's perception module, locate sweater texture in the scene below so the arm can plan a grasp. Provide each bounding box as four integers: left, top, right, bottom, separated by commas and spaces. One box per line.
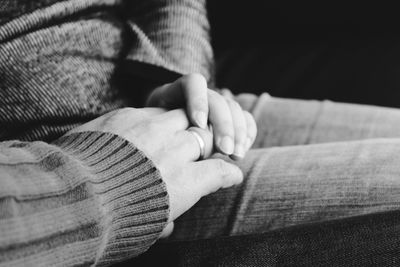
0, 0, 213, 142
0, 0, 213, 266
0, 132, 169, 266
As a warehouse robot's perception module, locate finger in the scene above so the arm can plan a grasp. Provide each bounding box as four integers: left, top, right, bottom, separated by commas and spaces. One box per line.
220, 88, 234, 100
181, 73, 209, 129
174, 127, 213, 162
146, 74, 209, 129
141, 107, 168, 116
189, 159, 243, 197
153, 109, 190, 132
146, 79, 186, 109
225, 98, 247, 160
243, 111, 257, 150
145, 83, 175, 108
160, 222, 174, 238
208, 90, 235, 155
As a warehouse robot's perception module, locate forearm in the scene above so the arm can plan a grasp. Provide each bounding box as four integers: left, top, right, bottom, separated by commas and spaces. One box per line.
0, 131, 169, 266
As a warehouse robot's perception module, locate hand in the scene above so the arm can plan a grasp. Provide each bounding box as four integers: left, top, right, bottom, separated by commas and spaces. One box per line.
67, 107, 243, 237
146, 74, 257, 159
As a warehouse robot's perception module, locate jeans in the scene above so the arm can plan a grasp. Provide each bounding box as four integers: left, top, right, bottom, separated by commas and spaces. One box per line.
132, 210, 400, 266
127, 94, 400, 266
169, 93, 400, 239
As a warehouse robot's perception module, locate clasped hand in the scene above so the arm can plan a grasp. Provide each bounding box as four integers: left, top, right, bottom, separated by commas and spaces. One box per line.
68, 74, 257, 237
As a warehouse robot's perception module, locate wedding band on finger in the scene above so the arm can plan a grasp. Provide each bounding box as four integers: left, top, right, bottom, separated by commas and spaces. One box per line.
187, 129, 206, 160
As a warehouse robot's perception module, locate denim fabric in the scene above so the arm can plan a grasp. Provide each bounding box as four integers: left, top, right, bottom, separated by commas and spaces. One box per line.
131, 210, 400, 266
126, 94, 400, 266
167, 94, 400, 241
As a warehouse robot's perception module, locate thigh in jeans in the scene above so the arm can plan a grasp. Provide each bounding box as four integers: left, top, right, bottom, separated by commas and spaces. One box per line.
169, 95, 400, 241
236, 93, 400, 148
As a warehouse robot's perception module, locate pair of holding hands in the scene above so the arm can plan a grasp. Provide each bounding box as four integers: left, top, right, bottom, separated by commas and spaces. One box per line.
147, 73, 256, 159
69, 73, 257, 237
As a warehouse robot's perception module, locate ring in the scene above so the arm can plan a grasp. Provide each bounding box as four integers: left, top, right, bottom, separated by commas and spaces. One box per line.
188, 129, 206, 160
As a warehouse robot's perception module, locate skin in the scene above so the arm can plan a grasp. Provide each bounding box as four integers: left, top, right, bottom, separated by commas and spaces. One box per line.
68, 107, 245, 237
69, 73, 257, 237
146, 73, 258, 159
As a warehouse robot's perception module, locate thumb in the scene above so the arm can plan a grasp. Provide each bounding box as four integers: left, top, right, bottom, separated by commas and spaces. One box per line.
190, 159, 243, 197
181, 73, 209, 129
146, 74, 209, 129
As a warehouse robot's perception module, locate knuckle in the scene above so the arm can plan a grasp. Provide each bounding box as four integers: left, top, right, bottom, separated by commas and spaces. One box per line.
243, 110, 255, 121
208, 90, 228, 106
224, 95, 240, 107
225, 97, 236, 106
209, 89, 224, 101
220, 88, 234, 99
145, 120, 160, 132
207, 89, 217, 97
118, 107, 137, 115
113, 107, 143, 120
224, 97, 234, 106
136, 119, 159, 134
105, 109, 123, 120
234, 101, 244, 112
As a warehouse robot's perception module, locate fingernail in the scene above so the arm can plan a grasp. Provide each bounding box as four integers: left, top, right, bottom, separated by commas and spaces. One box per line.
194, 111, 207, 129
232, 145, 245, 159
218, 136, 234, 155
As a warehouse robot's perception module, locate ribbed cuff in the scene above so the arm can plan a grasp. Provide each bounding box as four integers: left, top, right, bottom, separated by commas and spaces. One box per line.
54, 131, 169, 265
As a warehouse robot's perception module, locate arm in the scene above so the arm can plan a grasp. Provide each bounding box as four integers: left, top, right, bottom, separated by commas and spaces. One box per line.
0, 106, 243, 266
123, 0, 214, 83
0, 131, 168, 266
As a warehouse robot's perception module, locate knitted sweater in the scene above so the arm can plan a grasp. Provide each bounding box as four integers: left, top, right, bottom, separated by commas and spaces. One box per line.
0, 0, 213, 266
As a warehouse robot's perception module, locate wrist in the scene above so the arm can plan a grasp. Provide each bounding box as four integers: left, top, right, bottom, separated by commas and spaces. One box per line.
54, 131, 170, 264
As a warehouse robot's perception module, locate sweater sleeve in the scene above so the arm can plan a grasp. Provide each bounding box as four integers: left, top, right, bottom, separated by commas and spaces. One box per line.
124, 0, 215, 83
0, 131, 169, 266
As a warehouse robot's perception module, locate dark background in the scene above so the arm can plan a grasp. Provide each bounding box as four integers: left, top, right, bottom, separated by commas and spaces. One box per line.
208, 2, 400, 108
